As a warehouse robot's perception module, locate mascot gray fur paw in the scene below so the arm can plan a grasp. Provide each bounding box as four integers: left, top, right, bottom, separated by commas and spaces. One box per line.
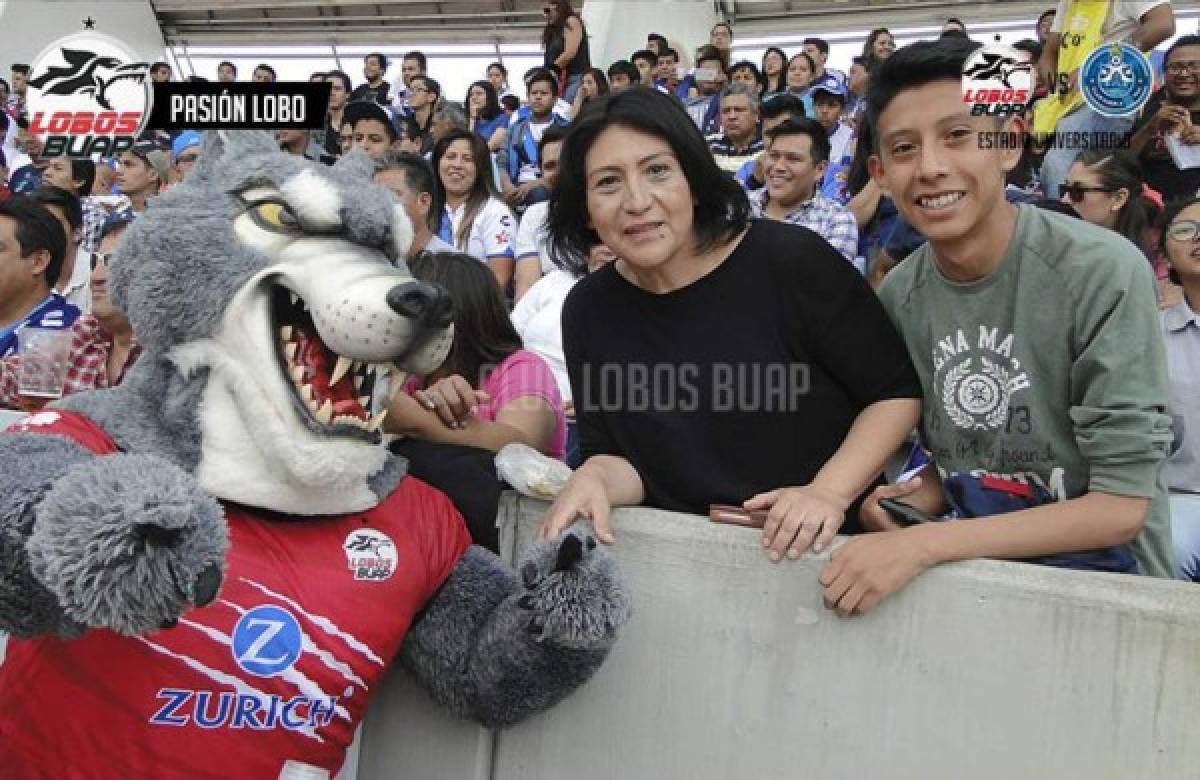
0, 130, 629, 777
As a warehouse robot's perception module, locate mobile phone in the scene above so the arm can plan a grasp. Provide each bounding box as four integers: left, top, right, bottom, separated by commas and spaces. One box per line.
709, 504, 768, 529
879, 498, 934, 527
694, 67, 718, 83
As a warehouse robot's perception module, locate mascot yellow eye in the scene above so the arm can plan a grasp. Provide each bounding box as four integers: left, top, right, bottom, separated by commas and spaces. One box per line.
247, 201, 300, 233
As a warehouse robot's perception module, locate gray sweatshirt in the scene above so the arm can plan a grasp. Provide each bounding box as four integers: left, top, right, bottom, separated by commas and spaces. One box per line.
878, 205, 1175, 578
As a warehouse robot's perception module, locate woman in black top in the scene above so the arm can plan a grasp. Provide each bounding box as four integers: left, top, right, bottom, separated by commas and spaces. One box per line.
539, 87, 922, 565
541, 0, 590, 104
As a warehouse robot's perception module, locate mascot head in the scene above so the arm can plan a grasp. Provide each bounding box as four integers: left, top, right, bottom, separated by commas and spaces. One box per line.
104, 132, 453, 514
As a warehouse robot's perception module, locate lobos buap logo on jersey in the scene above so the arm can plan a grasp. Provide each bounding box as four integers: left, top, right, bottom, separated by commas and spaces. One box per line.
25, 31, 151, 158
343, 529, 398, 582
961, 43, 1034, 117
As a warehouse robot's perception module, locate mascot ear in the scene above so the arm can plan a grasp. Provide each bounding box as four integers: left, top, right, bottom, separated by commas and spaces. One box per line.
189, 130, 281, 184
334, 148, 377, 181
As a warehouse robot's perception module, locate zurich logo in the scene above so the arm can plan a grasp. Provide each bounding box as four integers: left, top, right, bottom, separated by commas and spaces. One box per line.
1079, 42, 1153, 118
231, 605, 303, 677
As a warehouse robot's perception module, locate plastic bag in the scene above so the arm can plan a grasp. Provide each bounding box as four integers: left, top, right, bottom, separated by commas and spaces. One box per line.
495, 442, 573, 500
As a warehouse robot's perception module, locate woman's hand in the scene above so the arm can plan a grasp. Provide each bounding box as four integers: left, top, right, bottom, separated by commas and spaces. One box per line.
538, 467, 615, 544
384, 387, 435, 436
743, 484, 848, 561
415, 374, 490, 429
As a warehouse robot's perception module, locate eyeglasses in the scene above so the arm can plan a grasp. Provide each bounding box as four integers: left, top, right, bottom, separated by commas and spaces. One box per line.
176, 152, 199, 165
1165, 61, 1200, 75
89, 252, 110, 271
1061, 182, 1115, 202
1167, 219, 1200, 243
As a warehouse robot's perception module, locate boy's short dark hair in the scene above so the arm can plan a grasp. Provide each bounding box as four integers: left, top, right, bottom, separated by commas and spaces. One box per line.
32, 185, 83, 231
631, 49, 657, 67
403, 51, 427, 71
254, 64, 276, 80
765, 117, 832, 164
11, 64, 29, 76
1037, 9, 1055, 26
802, 37, 830, 56
647, 33, 668, 50
150, 62, 170, 75
366, 52, 389, 70
761, 93, 806, 121
607, 60, 640, 84
218, 61, 237, 75
695, 45, 725, 69
413, 75, 442, 100
375, 151, 438, 231
658, 48, 679, 63
0, 195, 68, 288
525, 68, 559, 94
867, 37, 982, 151
1165, 34, 1200, 64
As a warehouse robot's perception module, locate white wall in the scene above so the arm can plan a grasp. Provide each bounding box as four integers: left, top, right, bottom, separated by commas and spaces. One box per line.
0, 0, 165, 70
582, 0, 719, 69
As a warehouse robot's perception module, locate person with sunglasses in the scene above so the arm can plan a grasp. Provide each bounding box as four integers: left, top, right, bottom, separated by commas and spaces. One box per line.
1130, 35, 1200, 201
1156, 196, 1200, 581
1060, 150, 1157, 258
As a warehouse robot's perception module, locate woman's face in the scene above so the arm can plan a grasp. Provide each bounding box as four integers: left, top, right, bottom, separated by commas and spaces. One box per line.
469, 86, 486, 110
786, 56, 813, 90
763, 51, 784, 77
543, 3, 560, 24
440, 139, 478, 198
1165, 202, 1200, 280
584, 125, 696, 276
873, 32, 896, 60
581, 73, 597, 97
1061, 162, 1125, 230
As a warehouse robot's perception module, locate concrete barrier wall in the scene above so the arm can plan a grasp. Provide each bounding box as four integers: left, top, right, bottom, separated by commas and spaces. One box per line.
362, 494, 1200, 779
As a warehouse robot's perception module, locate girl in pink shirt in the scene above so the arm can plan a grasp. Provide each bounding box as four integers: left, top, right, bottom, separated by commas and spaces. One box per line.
385, 251, 567, 459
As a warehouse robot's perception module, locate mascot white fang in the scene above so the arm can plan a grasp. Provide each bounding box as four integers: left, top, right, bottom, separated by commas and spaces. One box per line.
0, 131, 630, 778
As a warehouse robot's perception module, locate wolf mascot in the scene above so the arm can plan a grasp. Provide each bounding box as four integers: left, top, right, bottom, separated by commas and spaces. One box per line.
0, 132, 630, 778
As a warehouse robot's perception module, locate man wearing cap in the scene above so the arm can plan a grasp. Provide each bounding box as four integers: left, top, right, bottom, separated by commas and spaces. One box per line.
810, 82, 853, 177
344, 101, 404, 160
171, 131, 202, 184
117, 142, 168, 215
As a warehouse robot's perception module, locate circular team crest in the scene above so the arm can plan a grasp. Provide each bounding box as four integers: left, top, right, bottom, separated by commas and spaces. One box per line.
942, 357, 1012, 431
343, 529, 398, 582
25, 31, 151, 156
1079, 42, 1153, 118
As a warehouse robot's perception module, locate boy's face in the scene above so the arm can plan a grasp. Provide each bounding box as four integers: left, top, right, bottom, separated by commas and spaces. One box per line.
634, 57, 654, 84
12, 70, 26, 94
656, 55, 677, 82
812, 95, 844, 129
868, 80, 1020, 248
610, 72, 632, 91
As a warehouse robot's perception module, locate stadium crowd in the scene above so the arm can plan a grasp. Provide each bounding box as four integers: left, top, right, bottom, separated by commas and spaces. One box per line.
2, 0, 1199, 610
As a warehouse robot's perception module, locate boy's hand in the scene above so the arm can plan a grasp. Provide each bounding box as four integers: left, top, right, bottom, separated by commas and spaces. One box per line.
819, 529, 935, 616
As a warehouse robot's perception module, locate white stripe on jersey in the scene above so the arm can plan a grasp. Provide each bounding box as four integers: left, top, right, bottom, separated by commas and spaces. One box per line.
239, 578, 385, 667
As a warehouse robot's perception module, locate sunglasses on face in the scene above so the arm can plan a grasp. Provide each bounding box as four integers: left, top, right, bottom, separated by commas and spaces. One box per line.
1167, 219, 1200, 243
89, 252, 110, 271
1061, 182, 1114, 202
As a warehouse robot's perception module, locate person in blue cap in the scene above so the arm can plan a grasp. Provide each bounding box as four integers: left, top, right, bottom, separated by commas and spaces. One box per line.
171, 131, 203, 184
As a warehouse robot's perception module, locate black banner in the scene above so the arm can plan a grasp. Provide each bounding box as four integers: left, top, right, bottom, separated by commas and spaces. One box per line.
148, 82, 331, 130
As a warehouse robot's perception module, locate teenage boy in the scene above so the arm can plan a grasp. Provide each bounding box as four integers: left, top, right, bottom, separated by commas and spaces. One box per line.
502, 69, 568, 209
349, 53, 391, 105
344, 101, 405, 160
630, 50, 657, 86
823, 39, 1176, 616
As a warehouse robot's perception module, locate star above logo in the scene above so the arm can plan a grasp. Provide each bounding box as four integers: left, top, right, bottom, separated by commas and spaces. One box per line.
83, 16, 96, 30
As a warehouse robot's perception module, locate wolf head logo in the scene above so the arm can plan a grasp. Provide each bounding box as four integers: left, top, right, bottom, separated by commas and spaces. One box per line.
28, 47, 147, 111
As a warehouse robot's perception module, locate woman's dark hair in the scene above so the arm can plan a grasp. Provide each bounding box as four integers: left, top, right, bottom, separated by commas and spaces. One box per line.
846, 111, 875, 198
326, 69, 352, 94
581, 67, 610, 99
761, 47, 788, 94
409, 251, 522, 387
541, 0, 577, 47
863, 28, 893, 73
70, 158, 96, 197
431, 129, 500, 251
730, 61, 768, 96
0, 195, 68, 288
1074, 149, 1155, 255
546, 86, 750, 273
1157, 195, 1200, 285
867, 37, 981, 148
465, 80, 502, 122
